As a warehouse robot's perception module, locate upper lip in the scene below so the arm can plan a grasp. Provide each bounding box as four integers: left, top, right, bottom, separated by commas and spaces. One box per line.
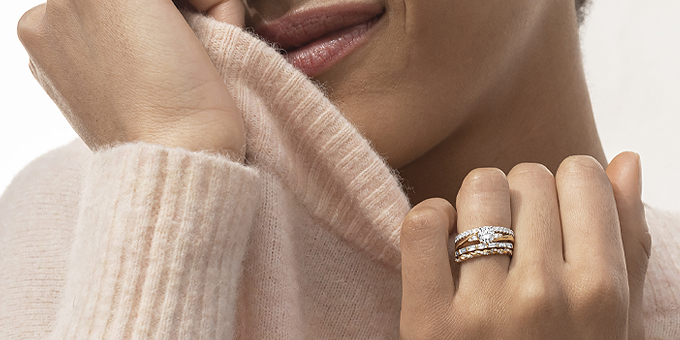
254, 3, 385, 51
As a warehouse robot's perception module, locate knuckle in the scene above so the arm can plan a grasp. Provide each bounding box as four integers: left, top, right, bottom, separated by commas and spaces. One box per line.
516, 275, 563, 317
507, 163, 554, 183
454, 301, 500, 338
457, 168, 507, 201
571, 272, 629, 316
556, 155, 606, 183
401, 207, 447, 244
465, 167, 506, 184
17, 4, 47, 47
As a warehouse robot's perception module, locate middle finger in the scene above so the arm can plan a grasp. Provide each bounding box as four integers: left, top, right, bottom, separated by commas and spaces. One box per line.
507, 163, 563, 271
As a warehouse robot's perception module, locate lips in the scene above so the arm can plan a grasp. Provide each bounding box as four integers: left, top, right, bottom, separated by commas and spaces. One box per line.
254, 3, 385, 77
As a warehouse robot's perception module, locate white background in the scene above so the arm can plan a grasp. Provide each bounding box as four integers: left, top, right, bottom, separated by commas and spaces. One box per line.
1, 0, 679, 211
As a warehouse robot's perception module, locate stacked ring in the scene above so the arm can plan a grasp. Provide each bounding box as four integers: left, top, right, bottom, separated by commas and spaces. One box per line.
454, 226, 515, 263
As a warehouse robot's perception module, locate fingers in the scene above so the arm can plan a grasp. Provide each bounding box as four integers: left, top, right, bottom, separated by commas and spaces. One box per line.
400, 198, 457, 310
188, 0, 245, 25
606, 152, 651, 339
17, 4, 46, 53
17, 4, 60, 103
556, 156, 626, 274
606, 152, 651, 265
17, 0, 247, 155
507, 163, 562, 270
455, 168, 512, 289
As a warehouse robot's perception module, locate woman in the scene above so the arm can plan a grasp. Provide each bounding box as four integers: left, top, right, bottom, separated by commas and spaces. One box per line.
1, 0, 678, 338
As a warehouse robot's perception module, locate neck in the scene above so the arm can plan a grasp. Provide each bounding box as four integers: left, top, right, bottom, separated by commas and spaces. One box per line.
398, 3, 606, 206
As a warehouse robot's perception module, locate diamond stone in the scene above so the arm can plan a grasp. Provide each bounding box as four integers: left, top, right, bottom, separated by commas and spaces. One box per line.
478, 227, 495, 244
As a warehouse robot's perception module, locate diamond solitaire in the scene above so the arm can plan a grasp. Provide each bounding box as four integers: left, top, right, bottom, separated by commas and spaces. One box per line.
478, 226, 496, 244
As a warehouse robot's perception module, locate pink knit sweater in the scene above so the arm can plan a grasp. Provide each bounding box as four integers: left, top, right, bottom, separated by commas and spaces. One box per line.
1, 13, 678, 339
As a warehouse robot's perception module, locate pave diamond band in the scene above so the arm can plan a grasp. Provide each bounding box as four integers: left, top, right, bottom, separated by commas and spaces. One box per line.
454, 226, 514, 245
453, 226, 515, 263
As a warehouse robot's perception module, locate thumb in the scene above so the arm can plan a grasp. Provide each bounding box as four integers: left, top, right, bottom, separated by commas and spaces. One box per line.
606, 151, 652, 339
189, 0, 245, 26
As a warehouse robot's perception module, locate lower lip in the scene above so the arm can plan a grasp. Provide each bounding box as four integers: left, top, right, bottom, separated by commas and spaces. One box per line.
284, 18, 379, 77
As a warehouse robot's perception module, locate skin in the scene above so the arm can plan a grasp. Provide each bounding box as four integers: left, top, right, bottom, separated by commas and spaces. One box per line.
16, 0, 651, 338
242, 0, 604, 205
400, 153, 651, 339
17, 0, 603, 202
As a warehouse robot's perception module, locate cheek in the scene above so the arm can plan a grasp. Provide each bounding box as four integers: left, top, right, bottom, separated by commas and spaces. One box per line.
333, 88, 461, 169
403, 0, 533, 87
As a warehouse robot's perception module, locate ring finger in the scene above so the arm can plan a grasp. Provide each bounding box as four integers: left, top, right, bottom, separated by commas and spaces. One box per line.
455, 168, 513, 291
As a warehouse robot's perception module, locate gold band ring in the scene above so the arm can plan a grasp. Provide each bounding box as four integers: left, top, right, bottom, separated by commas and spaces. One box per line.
455, 248, 514, 263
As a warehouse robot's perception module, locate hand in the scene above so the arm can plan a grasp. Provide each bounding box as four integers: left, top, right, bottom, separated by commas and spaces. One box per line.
399, 152, 651, 339
17, 0, 247, 158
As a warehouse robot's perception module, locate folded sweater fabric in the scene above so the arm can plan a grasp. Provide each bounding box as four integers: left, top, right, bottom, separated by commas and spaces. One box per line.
0, 12, 678, 339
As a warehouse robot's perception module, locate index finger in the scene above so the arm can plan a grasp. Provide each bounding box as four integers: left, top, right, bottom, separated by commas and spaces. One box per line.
400, 198, 457, 311
188, 0, 245, 25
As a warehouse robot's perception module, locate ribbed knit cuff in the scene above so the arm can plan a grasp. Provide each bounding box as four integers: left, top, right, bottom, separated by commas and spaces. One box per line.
48, 143, 261, 339
643, 207, 680, 339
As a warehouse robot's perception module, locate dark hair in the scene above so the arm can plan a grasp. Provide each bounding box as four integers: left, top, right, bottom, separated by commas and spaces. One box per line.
576, 0, 590, 24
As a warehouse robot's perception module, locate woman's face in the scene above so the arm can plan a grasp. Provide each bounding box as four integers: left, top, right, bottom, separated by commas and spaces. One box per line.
243, 0, 552, 168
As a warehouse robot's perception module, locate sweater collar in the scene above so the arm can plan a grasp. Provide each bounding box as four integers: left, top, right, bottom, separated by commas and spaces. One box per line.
186, 13, 411, 268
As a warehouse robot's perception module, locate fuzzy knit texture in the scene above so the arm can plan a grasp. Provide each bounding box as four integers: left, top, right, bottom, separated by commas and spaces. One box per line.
1, 12, 679, 339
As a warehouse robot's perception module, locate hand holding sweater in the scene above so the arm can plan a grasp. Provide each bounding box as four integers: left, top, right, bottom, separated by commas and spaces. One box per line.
17, 0, 247, 159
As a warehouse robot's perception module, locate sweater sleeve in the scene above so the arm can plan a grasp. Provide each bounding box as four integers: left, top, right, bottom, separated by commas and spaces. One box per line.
47, 143, 261, 339
643, 207, 680, 339
643, 207, 680, 340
